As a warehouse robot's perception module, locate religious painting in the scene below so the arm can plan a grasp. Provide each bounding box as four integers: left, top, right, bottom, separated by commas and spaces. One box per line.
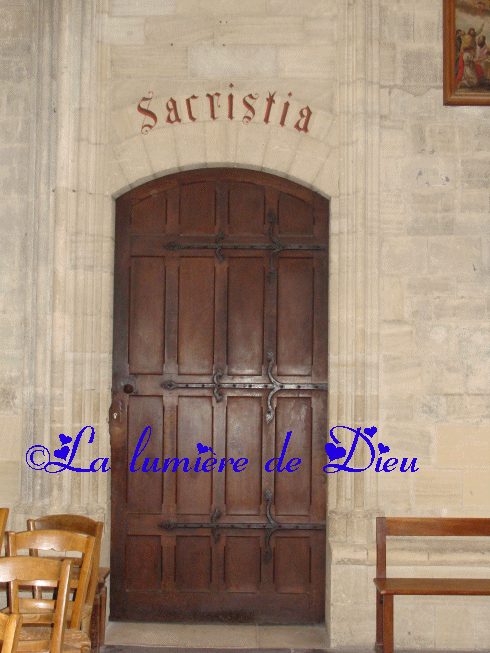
444, 0, 490, 104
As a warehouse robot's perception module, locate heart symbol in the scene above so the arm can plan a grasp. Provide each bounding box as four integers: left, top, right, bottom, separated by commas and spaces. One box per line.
364, 426, 377, 437
325, 442, 347, 461
59, 433, 72, 445
54, 446, 70, 460
196, 443, 209, 455
378, 443, 390, 454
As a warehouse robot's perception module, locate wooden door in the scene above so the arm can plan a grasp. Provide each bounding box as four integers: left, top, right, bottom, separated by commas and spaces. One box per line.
110, 168, 328, 623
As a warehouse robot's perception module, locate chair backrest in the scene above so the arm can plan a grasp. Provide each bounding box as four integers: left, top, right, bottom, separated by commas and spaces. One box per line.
7, 529, 95, 630
0, 509, 8, 555
376, 516, 490, 578
0, 612, 22, 653
0, 556, 72, 653
27, 514, 103, 609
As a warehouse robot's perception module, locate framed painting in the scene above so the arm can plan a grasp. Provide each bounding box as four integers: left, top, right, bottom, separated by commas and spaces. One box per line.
444, 0, 490, 105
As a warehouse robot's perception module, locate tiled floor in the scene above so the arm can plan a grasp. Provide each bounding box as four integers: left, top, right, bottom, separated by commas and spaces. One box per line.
104, 623, 327, 649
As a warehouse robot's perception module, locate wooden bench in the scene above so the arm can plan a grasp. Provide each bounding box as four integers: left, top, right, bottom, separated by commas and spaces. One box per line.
374, 517, 490, 653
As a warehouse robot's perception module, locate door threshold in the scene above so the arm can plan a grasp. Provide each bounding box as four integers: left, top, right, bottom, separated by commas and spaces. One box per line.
104, 622, 327, 649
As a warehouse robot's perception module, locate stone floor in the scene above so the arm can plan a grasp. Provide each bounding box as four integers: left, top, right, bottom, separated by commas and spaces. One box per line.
102, 623, 479, 652
103, 648, 325, 653
104, 623, 327, 649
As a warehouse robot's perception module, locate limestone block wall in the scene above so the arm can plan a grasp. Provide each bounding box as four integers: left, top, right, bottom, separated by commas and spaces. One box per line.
375, 0, 490, 648
330, 0, 490, 646
378, 0, 490, 521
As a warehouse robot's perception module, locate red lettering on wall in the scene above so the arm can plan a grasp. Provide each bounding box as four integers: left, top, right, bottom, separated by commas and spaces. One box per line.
294, 106, 312, 133
206, 92, 221, 120
242, 93, 259, 124
137, 92, 157, 134
264, 91, 276, 124
137, 87, 315, 133
280, 93, 292, 127
166, 98, 181, 124
228, 84, 234, 121
185, 95, 198, 122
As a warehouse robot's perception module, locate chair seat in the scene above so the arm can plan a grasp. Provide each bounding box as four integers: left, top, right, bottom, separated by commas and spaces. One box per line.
374, 577, 490, 595
20, 627, 91, 653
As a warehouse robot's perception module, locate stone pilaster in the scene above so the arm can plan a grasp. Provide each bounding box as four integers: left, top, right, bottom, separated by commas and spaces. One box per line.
327, 0, 381, 644
14, 0, 111, 543
329, 0, 380, 516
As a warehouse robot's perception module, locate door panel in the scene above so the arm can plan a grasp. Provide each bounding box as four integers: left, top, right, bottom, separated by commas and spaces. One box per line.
111, 168, 328, 623
227, 258, 265, 375
225, 397, 263, 515
127, 396, 164, 511
177, 396, 213, 514
126, 536, 161, 591
277, 258, 314, 375
129, 258, 165, 374
224, 537, 261, 592
275, 398, 312, 515
178, 258, 215, 374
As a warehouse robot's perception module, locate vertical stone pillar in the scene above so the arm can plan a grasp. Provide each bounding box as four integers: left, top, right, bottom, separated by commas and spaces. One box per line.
16, 0, 59, 528
329, 0, 380, 531
327, 0, 381, 644
15, 0, 111, 538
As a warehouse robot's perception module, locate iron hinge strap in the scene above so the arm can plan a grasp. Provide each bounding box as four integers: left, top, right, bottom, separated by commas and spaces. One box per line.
165, 210, 327, 282
162, 351, 327, 424
157, 490, 326, 563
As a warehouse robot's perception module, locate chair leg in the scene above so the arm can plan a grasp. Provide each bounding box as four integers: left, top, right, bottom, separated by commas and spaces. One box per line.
383, 594, 394, 653
89, 580, 107, 653
375, 589, 384, 652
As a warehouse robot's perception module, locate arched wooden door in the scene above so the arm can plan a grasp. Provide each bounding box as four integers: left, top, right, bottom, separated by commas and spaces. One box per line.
110, 168, 328, 623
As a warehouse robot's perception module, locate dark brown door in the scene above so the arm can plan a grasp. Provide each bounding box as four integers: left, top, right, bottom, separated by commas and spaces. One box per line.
110, 168, 328, 623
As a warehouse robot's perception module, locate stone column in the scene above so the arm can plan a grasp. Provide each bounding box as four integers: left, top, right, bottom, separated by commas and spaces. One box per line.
327, 0, 381, 644
15, 0, 111, 542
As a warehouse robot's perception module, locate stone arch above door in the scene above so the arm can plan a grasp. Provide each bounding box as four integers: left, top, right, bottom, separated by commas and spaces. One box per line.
106, 97, 339, 203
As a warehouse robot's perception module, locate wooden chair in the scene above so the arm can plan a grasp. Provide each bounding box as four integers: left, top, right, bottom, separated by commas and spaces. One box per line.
0, 612, 23, 653
6, 530, 95, 632
0, 509, 8, 555
0, 556, 73, 653
26, 515, 106, 653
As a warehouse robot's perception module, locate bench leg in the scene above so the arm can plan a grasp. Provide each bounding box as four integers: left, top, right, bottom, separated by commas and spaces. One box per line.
375, 589, 384, 652
383, 595, 394, 653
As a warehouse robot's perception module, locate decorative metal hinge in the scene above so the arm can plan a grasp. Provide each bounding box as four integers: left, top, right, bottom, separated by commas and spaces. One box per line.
165, 210, 327, 282
158, 490, 325, 563
162, 350, 327, 424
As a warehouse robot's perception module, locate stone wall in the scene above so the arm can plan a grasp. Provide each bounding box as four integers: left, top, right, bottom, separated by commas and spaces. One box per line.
1, 0, 490, 647
0, 0, 35, 519
378, 1, 490, 521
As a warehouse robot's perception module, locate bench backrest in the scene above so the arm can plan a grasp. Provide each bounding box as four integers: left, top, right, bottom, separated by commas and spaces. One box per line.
376, 517, 490, 579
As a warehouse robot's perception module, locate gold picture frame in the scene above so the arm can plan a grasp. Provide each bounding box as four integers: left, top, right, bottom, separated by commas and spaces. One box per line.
444, 0, 490, 105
